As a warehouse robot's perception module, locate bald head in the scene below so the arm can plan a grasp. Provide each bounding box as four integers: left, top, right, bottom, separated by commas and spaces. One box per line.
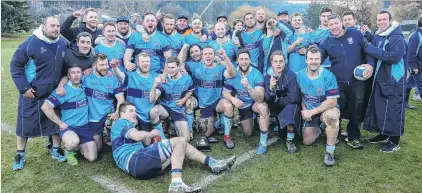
256, 8, 266, 23
214, 22, 226, 39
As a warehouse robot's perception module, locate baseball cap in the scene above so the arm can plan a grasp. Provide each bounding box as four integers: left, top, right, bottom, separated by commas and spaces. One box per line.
216, 15, 228, 22
278, 9, 289, 16
116, 16, 129, 23
177, 14, 188, 20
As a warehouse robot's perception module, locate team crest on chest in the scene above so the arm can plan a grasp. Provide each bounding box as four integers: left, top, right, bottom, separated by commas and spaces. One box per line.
347, 37, 353, 44
40, 47, 47, 54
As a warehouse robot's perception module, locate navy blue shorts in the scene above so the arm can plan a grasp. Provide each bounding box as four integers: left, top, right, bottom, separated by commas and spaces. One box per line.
162, 105, 187, 121
88, 114, 108, 135
200, 98, 221, 118
238, 103, 255, 121
59, 124, 94, 144
136, 117, 152, 131
128, 143, 163, 180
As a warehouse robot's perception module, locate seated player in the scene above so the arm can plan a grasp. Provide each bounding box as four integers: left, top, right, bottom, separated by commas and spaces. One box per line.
111, 102, 236, 192
42, 66, 98, 165
296, 47, 340, 166
222, 49, 269, 154
149, 57, 194, 142
264, 51, 301, 154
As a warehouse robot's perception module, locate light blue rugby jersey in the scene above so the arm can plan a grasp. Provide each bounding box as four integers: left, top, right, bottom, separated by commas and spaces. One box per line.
224, 67, 264, 109
46, 81, 88, 127
111, 118, 144, 173
162, 32, 184, 57
126, 31, 171, 73
82, 72, 124, 122
182, 33, 211, 49
288, 33, 312, 73
94, 42, 126, 72
124, 70, 160, 122
296, 67, 339, 110
157, 74, 194, 113
241, 29, 263, 67
208, 39, 238, 64
188, 61, 226, 108
185, 59, 202, 96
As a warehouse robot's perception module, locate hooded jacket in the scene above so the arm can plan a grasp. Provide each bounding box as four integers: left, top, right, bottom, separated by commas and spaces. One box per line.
10, 26, 69, 98
61, 15, 102, 47
407, 27, 422, 71
264, 67, 301, 108
63, 46, 95, 73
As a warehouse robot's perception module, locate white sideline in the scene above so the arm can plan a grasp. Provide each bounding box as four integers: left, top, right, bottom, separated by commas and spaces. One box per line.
192, 136, 279, 189
1, 122, 15, 134
90, 175, 136, 193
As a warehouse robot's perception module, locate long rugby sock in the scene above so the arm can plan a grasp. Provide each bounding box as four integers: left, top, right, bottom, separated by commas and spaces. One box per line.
153, 120, 166, 139
326, 144, 336, 154
186, 112, 194, 133
223, 114, 233, 137
287, 132, 295, 141
205, 156, 218, 167
260, 131, 268, 146
219, 113, 224, 128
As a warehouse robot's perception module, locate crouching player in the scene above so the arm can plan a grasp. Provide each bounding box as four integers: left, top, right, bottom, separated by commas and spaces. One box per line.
42, 66, 98, 165
222, 49, 270, 154
150, 56, 194, 142
264, 51, 302, 154
297, 47, 340, 166
112, 102, 236, 192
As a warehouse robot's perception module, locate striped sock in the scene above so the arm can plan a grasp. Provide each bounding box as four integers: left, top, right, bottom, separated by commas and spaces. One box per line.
260, 131, 268, 146
223, 115, 233, 136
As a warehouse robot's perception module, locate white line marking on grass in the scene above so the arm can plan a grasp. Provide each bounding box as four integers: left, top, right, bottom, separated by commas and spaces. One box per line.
192, 136, 279, 188
1, 122, 15, 134
91, 175, 136, 193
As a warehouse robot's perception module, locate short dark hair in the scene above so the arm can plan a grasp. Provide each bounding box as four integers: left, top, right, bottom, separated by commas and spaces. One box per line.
67, 65, 82, 73
342, 11, 355, 19
236, 49, 250, 59
118, 101, 135, 116
419, 17, 422, 27
270, 50, 286, 61
378, 10, 392, 21
77, 32, 92, 42
243, 12, 254, 21
233, 19, 243, 27
305, 46, 321, 59
320, 7, 332, 16
166, 56, 180, 66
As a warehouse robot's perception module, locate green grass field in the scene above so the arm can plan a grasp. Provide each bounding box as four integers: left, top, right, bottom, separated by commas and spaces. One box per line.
1, 38, 422, 193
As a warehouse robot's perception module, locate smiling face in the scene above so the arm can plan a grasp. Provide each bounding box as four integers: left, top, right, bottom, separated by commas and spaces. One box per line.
306, 51, 321, 72
328, 17, 344, 37
271, 54, 285, 74
234, 21, 244, 31
43, 17, 60, 40
143, 14, 157, 34
237, 52, 251, 73
120, 105, 138, 125
103, 24, 116, 42
167, 62, 179, 77
191, 19, 203, 34
85, 11, 98, 29
95, 57, 109, 77
177, 18, 188, 30
377, 13, 391, 32
189, 45, 201, 61
77, 36, 91, 55
214, 22, 226, 38
217, 17, 227, 25
67, 67, 82, 86
117, 21, 129, 36
278, 14, 289, 23
291, 15, 303, 29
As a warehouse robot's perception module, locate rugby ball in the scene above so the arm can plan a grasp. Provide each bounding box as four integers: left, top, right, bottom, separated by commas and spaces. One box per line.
354, 65, 368, 81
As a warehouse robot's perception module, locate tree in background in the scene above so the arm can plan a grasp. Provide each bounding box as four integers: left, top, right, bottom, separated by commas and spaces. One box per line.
1, 1, 33, 34
389, 0, 422, 22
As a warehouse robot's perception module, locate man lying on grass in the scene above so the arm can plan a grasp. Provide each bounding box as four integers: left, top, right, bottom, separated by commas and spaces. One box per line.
111, 101, 236, 193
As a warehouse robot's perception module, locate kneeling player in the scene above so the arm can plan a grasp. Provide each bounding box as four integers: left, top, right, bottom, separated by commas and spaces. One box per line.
42, 66, 98, 165
297, 47, 340, 166
222, 49, 270, 154
112, 102, 236, 192
264, 51, 301, 154
150, 57, 194, 142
